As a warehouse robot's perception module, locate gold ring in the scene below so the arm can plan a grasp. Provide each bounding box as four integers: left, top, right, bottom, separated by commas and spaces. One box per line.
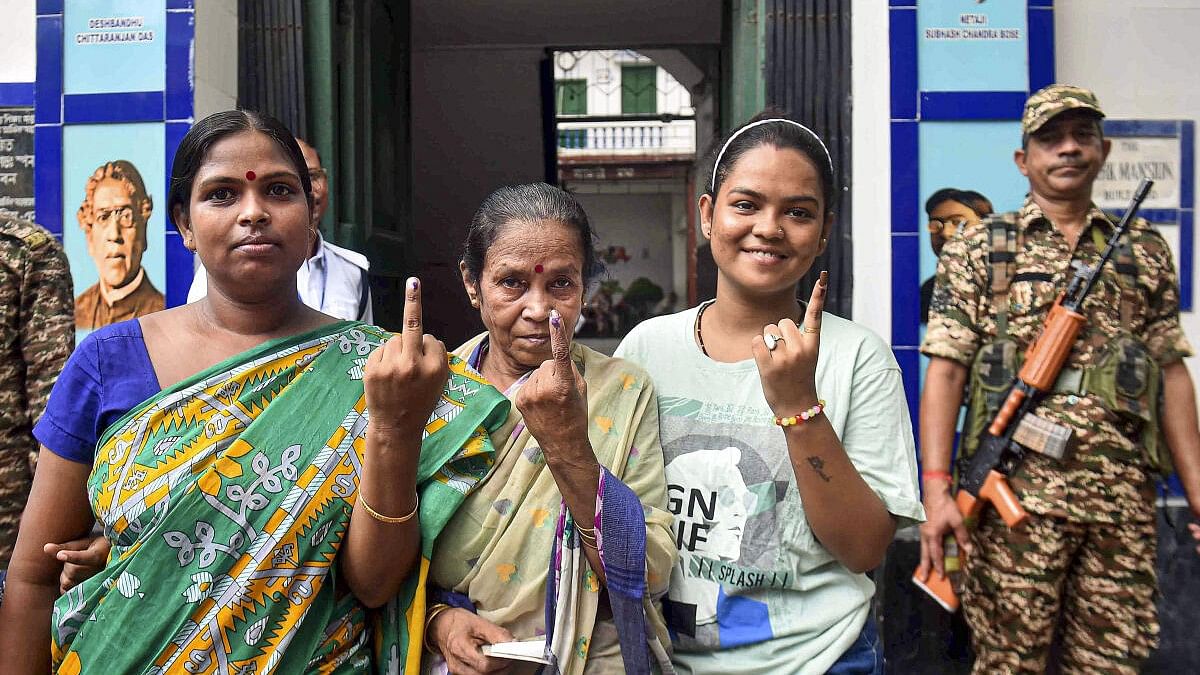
802, 326, 819, 334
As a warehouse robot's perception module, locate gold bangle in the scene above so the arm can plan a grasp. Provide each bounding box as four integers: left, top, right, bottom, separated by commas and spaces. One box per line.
358, 491, 419, 524
424, 603, 454, 654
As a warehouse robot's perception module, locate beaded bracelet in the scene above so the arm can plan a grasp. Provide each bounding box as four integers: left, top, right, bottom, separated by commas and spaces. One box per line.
774, 400, 826, 427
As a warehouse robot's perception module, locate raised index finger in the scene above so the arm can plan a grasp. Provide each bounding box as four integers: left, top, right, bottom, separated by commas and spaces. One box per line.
548, 309, 573, 382
402, 277, 423, 353
802, 270, 828, 335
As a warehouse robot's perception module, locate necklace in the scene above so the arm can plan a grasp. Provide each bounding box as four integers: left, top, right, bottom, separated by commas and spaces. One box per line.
694, 300, 715, 356
694, 299, 804, 357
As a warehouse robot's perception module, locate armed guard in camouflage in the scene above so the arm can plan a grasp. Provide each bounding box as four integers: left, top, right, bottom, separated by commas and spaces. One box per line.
0, 216, 74, 570
916, 84, 1200, 673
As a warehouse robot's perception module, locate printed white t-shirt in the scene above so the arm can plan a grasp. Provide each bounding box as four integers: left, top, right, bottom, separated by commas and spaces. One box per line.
615, 305, 923, 674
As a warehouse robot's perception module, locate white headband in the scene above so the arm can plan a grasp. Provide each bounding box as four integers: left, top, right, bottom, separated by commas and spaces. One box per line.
709, 118, 834, 193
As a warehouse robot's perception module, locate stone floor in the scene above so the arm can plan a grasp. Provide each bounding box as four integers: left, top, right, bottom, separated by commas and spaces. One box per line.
875, 506, 1199, 673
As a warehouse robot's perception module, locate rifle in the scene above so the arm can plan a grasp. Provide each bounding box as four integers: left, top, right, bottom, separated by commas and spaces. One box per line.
914, 179, 1154, 612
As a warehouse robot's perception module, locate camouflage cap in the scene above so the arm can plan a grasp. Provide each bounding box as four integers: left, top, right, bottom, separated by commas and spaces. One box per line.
1022, 84, 1105, 135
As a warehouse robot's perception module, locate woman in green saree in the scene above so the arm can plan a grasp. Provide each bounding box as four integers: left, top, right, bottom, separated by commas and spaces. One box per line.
422, 184, 676, 675
0, 110, 507, 674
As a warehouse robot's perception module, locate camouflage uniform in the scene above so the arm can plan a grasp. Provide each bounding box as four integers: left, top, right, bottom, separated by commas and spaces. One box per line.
922, 194, 1191, 673
0, 216, 74, 569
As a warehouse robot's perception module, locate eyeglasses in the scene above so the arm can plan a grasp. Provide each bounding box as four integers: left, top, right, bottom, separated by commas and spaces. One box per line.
927, 216, 969, 234
93, 205, 138, 231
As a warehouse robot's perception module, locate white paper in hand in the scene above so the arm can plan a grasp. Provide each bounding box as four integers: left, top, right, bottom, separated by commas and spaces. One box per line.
480, 638, 551, 665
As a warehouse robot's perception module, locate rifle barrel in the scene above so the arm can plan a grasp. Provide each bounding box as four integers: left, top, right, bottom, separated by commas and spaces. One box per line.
1071, 179, 1153, 308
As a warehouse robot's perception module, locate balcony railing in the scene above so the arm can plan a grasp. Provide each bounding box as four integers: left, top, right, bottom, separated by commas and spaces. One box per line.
557, 119, 696, 156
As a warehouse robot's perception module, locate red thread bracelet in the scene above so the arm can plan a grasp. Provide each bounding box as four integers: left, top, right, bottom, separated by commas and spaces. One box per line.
922, 470, 953, 483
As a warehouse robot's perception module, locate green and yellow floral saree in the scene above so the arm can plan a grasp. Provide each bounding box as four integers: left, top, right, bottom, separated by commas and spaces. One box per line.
52, 322, 508, 674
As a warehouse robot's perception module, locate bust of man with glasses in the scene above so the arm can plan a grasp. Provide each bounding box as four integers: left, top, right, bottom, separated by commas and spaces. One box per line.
74, 160, 163, 330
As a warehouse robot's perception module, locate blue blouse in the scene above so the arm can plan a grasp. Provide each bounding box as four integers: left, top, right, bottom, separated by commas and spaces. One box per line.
33, 319, 159, 464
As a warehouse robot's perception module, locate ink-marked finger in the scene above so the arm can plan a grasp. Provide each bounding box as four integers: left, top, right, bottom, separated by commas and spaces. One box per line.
802, 270, 828, 335
402, 277, 423, 354
549, 309, 573, 384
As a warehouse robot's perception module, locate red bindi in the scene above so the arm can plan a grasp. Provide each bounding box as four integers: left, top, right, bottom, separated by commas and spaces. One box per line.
245, 170, 256, 181
534, 264, 544, 274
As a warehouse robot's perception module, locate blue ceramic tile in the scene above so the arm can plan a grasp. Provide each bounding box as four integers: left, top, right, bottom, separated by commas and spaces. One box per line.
33, 125, 62, 234
920, 91, 1025, 121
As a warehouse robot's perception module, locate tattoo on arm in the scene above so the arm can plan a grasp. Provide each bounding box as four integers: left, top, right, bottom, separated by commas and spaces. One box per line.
807, 456, 832, 482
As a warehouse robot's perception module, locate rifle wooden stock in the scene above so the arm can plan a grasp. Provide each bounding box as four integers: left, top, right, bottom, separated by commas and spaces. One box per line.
987, 298, 1086, 436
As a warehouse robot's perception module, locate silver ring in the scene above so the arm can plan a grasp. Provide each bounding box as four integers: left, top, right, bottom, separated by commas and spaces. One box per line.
764, 333, 785, 351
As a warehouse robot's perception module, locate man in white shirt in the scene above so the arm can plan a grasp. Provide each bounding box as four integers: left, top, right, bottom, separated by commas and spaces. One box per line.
187, 137, 373, 323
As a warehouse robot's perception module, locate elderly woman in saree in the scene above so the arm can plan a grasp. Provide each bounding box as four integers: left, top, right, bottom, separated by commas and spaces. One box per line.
422, 183, 676, 675
0, 110, 508, 674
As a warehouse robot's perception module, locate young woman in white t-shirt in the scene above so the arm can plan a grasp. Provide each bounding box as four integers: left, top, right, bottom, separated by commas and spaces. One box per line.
616, 113, 922, 674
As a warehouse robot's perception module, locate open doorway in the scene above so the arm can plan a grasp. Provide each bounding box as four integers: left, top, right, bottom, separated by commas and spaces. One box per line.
550, 49, 700, 353
408, 1, 723, 345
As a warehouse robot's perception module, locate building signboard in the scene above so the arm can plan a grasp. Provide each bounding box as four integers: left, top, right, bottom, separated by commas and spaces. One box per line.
0, 107, 34, 222
1096, 135, 1182, 210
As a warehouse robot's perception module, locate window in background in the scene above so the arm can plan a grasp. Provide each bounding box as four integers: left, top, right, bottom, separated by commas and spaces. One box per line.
620, 65, 657, 115
556, 78, 588, 115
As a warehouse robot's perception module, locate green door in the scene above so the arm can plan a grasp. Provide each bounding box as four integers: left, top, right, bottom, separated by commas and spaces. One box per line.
556, 78, 587, 115
621, 65, 657, 115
